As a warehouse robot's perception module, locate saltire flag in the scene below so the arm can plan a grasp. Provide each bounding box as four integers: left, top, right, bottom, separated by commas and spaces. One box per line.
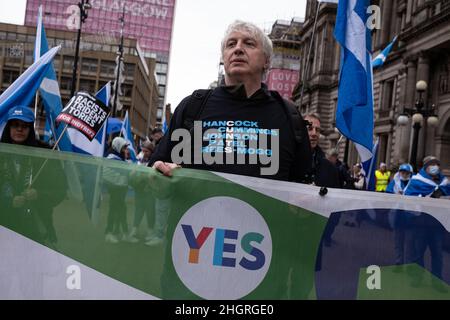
68, 82, 111, 157
107, 117, 123, 135
334, 0, 374, 165
42, 112, 55, 144
1, 144, 450, 299
361, 138, 379, 191
0, 46, 60, 136
372, 36, 398, 68
34, 5, 72, 152
121, 110, 137, 162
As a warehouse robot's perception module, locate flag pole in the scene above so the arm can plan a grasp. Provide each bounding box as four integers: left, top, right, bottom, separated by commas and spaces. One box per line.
298, 1, 322, 110
33, 92, 40, 132
29, 123, 70, 187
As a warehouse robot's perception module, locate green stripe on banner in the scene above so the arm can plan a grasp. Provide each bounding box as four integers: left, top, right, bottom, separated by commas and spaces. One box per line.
1, 144, 449, 299
0, 144, 325, 299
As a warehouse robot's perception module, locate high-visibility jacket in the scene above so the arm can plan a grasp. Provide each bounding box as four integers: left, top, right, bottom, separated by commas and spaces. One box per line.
375, 170, 391, 192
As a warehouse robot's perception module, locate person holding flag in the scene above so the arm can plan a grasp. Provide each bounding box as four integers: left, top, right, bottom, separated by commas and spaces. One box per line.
0, 106, 67, 246
403, 156, 449, 292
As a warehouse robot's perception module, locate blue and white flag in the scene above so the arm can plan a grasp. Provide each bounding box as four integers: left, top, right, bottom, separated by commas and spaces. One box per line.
362, 139, 379, 191
34, 5, 72, 152
42, 112, 55, 144
107, 117, 123, 135
121, 110, 137, 162
68, 82, 111, 157
0, 46, 60, 134
334, 0, 374, 163
404, 169, 450, 197
372, 36, 398, 68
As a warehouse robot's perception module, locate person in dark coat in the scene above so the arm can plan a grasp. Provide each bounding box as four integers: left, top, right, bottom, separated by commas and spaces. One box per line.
303, 114, 340, 188
0, 105, 67, 246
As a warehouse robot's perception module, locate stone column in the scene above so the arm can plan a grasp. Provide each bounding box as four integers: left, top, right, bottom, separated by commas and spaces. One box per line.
406, 0, 413, 25
380, 0, 394, 45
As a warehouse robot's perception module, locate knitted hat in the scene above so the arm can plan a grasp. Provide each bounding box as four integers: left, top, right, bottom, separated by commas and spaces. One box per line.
422, 156, 440, 169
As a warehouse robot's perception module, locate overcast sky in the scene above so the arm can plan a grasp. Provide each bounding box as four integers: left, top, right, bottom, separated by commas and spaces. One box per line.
0, 0, 307, 109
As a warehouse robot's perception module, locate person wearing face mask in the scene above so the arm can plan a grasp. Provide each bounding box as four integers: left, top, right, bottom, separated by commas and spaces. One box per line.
386, 163, 414, 195
404, 156, 449, 198
403, 156, 449, 293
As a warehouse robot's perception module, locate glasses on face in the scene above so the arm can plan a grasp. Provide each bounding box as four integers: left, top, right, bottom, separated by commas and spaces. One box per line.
10, 121, 31, 130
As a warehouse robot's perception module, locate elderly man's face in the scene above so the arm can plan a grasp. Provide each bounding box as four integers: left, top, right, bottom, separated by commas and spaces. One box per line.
223, 30, 268, 83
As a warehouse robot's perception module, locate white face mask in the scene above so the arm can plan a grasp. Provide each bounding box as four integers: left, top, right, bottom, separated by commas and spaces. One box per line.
400, 174, 410, 181
428, 165, 440, 175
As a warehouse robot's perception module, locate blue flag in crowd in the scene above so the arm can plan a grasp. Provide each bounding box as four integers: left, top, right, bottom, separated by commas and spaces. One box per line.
106, 117, 123, 135
0, 46, 60, 134
121, 110, 137, 162
68, 82, 111, 157
362, 139, 379, 191
34, 6, 72, 152
372, 36, 398, 68
42, 112, 55, 143
334, 0, 374, 164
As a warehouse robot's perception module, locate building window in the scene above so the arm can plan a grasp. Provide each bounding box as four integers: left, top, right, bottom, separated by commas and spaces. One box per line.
2, 69, 20, 85
81, 58, 98, 74
155, 62, 168, 73
158, 85, 166, 96
125, 63, 135, 78
157, 74, 167, 85
79, 79, 96, 93
100, 61, 116, 77
122, 83, 133, 97
378, 134, 389, 165
60, 76, 73, 91
381, 79, 395, 112
63, 56, 74, 71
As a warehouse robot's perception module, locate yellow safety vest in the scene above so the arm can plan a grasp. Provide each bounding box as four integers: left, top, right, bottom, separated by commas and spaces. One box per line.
375, 170, 391, 192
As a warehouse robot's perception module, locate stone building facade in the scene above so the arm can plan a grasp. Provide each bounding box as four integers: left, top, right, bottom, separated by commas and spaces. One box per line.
292, 0, 450, 174
0, 22, 159, 140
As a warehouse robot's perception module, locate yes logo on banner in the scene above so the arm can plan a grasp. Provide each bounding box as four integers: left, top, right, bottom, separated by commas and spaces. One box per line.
172, 197, 272, 300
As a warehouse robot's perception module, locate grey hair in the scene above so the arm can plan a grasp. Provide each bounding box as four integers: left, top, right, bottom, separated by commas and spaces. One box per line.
304, 113, 321, 122
221, 20, 273, 72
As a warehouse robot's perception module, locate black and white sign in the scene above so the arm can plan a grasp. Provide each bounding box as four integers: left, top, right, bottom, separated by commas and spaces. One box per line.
56, 92, 109, 141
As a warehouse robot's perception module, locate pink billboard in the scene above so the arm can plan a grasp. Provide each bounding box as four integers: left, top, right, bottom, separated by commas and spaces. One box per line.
25, 0, 176, 57
266, 68, 299, 100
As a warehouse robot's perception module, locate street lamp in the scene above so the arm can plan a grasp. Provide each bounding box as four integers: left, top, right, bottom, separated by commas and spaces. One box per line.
70, 0, 92, 98
397, 80, 439, 171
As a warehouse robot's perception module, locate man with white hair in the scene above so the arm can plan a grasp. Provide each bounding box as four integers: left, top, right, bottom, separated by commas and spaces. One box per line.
149, 20, 312, 183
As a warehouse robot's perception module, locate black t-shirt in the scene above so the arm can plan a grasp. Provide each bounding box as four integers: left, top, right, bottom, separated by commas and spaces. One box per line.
149, 85, 300, 182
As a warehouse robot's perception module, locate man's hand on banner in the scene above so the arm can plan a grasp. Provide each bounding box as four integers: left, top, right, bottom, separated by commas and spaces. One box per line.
152, 161, 181, 177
